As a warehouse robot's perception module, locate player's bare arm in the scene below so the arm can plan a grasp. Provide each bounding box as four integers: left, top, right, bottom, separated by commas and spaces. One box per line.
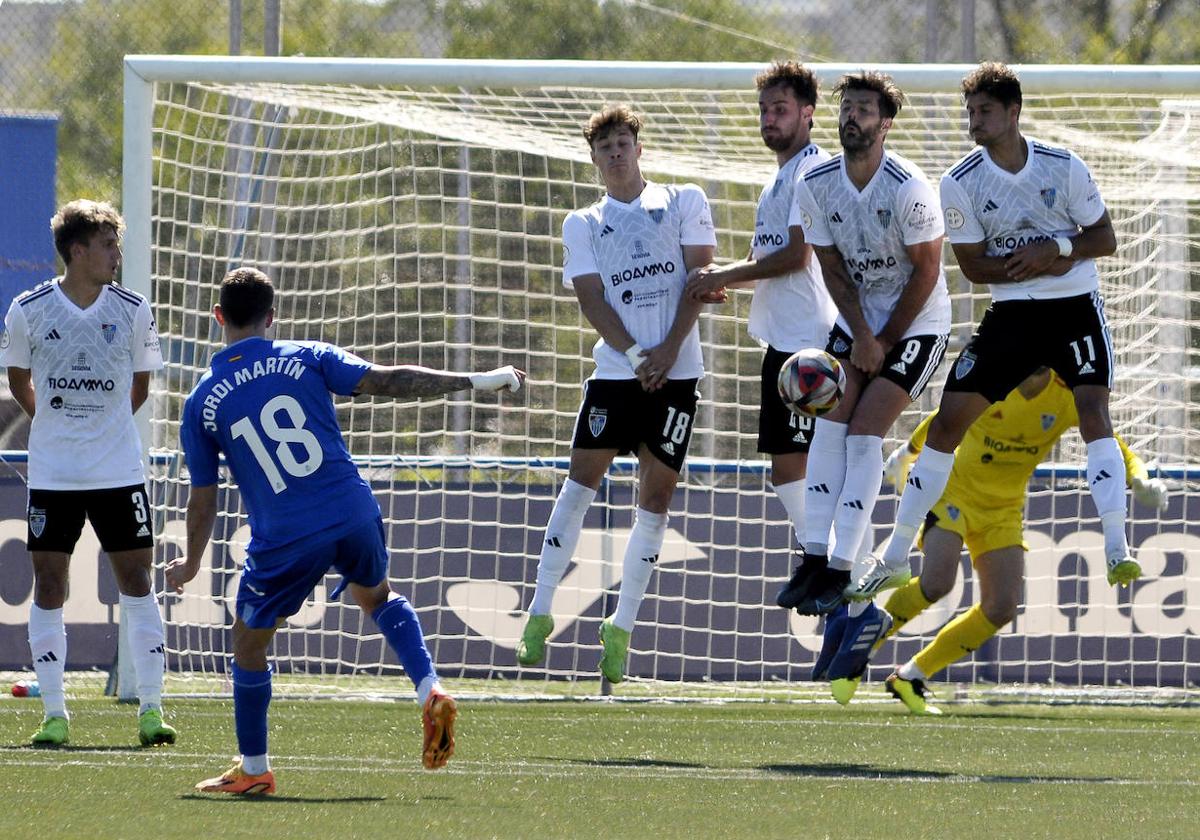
813, 243, 880, 375
640, 242, 716, 390
131, 371, 151, 413
685, 228, 810, 300
572, 271, 641, 361
1005, 210, 1116, 282
165, 482, 219, 592
354, 364, 523, 398
7, 367, 35, 417
877, 237, 943, 350
951, 239, 1071, 285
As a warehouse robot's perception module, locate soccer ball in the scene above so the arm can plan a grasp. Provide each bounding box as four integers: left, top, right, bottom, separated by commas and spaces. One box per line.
777, 348, 846, 417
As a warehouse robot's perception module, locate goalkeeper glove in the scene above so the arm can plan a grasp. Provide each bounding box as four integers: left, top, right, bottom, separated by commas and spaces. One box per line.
1130, 475, 1168, 510
470, 365, 524, 393
882, 444, 919, 489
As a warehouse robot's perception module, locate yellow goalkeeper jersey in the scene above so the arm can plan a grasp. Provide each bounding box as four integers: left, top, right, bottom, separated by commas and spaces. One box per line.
909, 373, 1145, 509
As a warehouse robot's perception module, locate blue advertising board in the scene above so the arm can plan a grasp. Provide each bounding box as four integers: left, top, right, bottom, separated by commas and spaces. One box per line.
0, 113, 58, 316
0, 476, 1195, 686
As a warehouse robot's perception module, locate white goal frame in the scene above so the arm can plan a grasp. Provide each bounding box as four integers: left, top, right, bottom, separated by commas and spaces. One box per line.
117, 57, 1200, 701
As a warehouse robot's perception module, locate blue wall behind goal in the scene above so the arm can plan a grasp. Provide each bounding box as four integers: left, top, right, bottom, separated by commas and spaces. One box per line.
0, 113, 58, 317
0, 473, 1196, 687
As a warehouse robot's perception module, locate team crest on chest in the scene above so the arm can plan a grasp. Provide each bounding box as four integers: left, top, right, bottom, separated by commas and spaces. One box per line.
588, 407, 607, 437
1040, 187, 1057, 209
648, 208, 664, 224
876, 208, 892, 228
100, 323, 117, 344
1041, 413, 1056, 431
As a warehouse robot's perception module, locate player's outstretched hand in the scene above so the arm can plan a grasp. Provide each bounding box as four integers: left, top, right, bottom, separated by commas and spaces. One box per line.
164, 557, 199, 594
684, 264, 726, 303
470, 365, 525, 393
882, 444, 919, 488
1131, 475, 1168, 510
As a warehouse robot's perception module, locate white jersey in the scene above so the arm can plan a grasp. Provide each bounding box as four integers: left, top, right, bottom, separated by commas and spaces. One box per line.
562, 181, 716, 380
940, 136, 1105, 301
793, 150, 951, 337
0, 279, 163, 490
747, 143, 838, 352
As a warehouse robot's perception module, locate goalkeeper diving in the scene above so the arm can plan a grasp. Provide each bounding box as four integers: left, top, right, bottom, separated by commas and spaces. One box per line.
814, 366, 1167, 712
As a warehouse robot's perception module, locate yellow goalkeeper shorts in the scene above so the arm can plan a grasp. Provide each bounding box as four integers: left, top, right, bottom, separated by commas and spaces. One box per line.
918, 495, 1027, 563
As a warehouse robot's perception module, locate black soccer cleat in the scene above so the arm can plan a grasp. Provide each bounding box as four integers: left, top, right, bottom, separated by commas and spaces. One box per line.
775, 551, 828, 609
794, 566, 851, 616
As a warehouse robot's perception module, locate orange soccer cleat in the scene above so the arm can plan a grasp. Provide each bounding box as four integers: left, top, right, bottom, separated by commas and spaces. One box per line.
421, 691, 458, 770
195, 760, 276, 795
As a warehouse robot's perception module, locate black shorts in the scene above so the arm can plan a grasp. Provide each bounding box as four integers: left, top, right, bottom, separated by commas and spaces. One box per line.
945, 292, 1114, 403
825, 324, 948, 401
758, 345, 814, 455
571, 378, 700, 473
27, 484, 154, 553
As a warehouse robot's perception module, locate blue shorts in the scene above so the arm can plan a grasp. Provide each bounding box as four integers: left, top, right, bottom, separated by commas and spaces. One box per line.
237, 517, 389, 629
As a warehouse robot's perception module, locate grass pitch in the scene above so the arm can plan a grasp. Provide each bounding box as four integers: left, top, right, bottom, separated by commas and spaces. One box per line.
2, 692, 1198, 840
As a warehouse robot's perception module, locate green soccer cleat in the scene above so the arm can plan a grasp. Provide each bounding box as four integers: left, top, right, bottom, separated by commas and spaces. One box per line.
138, 708, 178, 746
516, 613, 555, 666
598, 618, 631, 684
30, 716, 69, 747
885, 673, 942, 716
830, 676, 860, 706
1106, 555, 1142, 588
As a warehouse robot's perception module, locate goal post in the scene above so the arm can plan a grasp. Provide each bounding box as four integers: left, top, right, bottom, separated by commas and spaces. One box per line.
120, 56, 1200, 699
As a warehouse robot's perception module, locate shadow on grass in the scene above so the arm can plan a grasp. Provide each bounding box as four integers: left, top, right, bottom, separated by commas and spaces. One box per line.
179, 793, 392, 804
2, 744, 146, 753
536, 756, 707, 769
761, 762, 1117, 784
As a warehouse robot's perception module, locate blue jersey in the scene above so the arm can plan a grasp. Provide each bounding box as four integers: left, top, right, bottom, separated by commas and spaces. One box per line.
180, 337, 379, 557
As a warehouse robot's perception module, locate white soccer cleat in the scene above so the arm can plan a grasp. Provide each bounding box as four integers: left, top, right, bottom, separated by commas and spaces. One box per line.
845, 553, 912, 601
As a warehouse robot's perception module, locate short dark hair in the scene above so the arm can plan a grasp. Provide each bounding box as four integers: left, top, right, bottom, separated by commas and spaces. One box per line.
833, 71, 904, 119
51, 199, 124, 265
961, 61, 1023, 109
219, 266, 274, 328
755, 60, 819, 108
583, 104, 642, 146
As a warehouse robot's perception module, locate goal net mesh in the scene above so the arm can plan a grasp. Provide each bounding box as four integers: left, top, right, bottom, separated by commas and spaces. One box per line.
142, 67, 1200, 699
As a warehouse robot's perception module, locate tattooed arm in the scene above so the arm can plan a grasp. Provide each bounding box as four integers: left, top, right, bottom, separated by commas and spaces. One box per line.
354, 364, 523, 398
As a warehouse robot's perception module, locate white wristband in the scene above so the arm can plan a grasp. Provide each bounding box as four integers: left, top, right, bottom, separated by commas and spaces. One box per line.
1055, 235, 1074, 258
624, 343, 645, 370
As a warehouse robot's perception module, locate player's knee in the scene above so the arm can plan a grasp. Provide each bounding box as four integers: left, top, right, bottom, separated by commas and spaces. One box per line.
919, 574, 954, 603
33, 574, 68, 609
981, 595, 1019, 628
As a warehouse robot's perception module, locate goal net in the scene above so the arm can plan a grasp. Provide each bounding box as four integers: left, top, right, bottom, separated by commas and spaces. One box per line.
123, 58, 1200, 700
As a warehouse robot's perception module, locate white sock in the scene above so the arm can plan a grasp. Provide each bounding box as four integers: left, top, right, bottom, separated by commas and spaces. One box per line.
612, 508, 669, 632
898, 660, 927, 681
529, 479, 597, 616
803, 418, 849, 556
831, 435, 884, 568
28, 605, 67, 719
119, 591, 166, 713
1086, 437, 1129, 558
773, 479, 806, 547
847, 600, 871, 618
241, 754, 270, 775
883, 446, 955, 567
416, 674, 442, 707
